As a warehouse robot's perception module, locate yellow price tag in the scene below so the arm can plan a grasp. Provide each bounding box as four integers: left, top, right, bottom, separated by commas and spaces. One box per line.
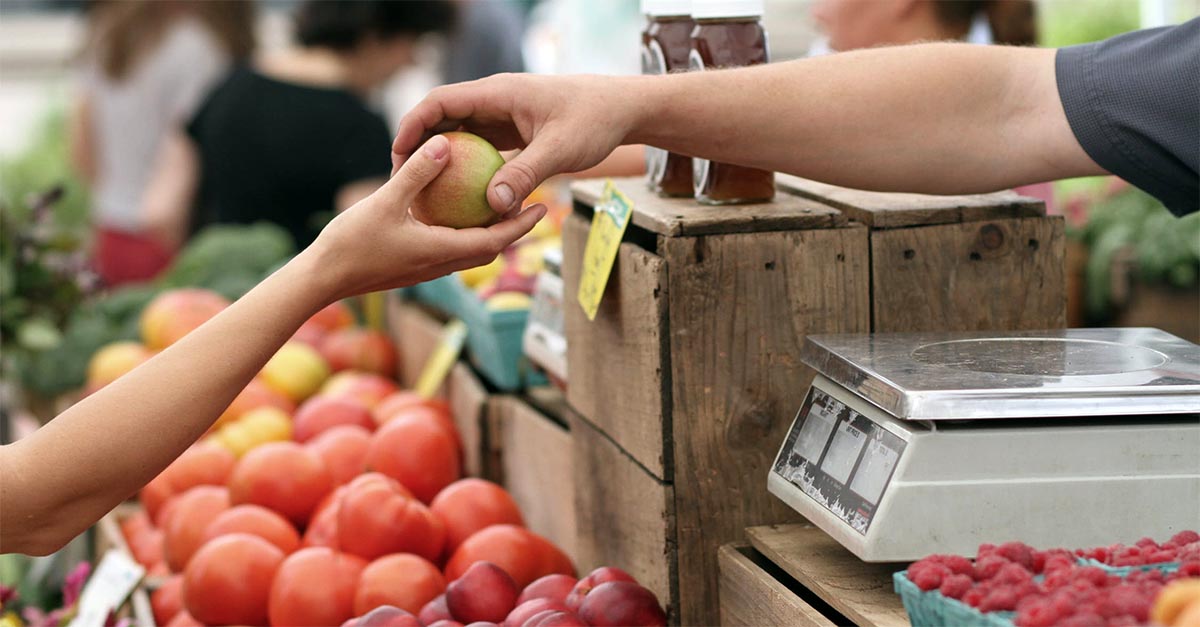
414, 319, 467, 399
577, 180, 634, 321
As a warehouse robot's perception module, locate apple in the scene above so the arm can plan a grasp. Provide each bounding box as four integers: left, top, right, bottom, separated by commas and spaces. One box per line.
504, 599, 570, 627
419, 594, 453, 624
577, 582, 666, 627
353, 606, 422, 627
564, 567, 637, 611
517, 575, 577, 605
411, 132, 505, 229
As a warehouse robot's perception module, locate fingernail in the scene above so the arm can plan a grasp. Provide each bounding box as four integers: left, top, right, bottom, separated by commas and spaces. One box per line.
494, 183, 515, 210
423, 135, 448, 159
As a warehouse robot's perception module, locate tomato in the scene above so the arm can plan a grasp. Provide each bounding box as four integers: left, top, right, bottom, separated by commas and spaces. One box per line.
166, 442, 236, 492
306, 301, 356, 333
165, 610, 204, 627
204, 504, 300, 554
322, 372, 399, 409
228, 442, 332, 526
151, 574, 184, 625
216, 378, 296, 430
163, 486, 231, 572
355, 553, 446, 615
141, 472, 175, 524
338, 473, 444, 562
430, 479, 524, 554
366, 415, 460, 503
306, 425, 372, 486
373, 392, 452, 426
293, 397, 374, 443
127, 526, 164, 569
319, 329, 397, 377
184, 533, 284, 625
445, 525, 575, 588
268, 547, 366, 626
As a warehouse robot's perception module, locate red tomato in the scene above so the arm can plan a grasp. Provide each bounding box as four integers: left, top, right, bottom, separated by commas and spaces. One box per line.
293, 396, 374, 443
445, 525, 575, 589
141, 472, 175, 524
373, 392, 452, 426
430, 479, 525, 554
306, 425, 372, 486
216, 378, 296, 429
306, 301, 356, 333
165, 610, 204, 627
163, 486, 231, 572
151, 574, 184, 625
323, 372, 399, 409
338, 473, 444, 562
228, 442, 333, 526
268, 547, 366, 626
366, 415, 460, 503
355, 553, 446, 614
319, 329, 397, 376
184, 533, 284, 625
203, 504, 300, 554
165, 442, 236, 493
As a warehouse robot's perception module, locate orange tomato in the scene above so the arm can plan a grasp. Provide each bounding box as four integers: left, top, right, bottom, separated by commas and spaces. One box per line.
151, 574, 184, 625
184, 533, 284, 626
163, 486, 231, 572
337, 473, 444, 562
216, 379, 296, 430
140, 472, 175, 525
444, 525, 575, 589
228, 442, 333, 526
366, 415, 460, 503
355, 553, 446, 615
293, 396, 374, 443
268, 547, 366, 627
373, 392, 452, 427
430, 479, 524, 555
165, 442, 236, 493
305, 425, 371, 486
203, 504, 300, 554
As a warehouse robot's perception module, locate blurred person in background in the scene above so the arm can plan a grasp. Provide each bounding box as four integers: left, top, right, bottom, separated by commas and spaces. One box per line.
70, 0, 255, 287
442, 0, 527, 84
143, 0, 455, 252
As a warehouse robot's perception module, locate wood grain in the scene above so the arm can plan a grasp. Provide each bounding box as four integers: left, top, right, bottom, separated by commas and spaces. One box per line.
776, 174, 1045, 229
871, 217, 1067, 332
664, 225, 872, 625
387, 295, 446, 389
562, 213, 671, 480
719, 545, 838, 627
570, 408, 676, 619
488, 395, 577, 560
747, 525, 908, 627
445, 362, 488, 477
570, 177, 845, 237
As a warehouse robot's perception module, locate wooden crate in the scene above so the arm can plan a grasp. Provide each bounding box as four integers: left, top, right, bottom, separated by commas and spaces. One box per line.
719, 545, 839, 627
777, 174, 1065, 332
94, 503, 161, 626
485, 390, 577, 560
563, 177, 1064, 624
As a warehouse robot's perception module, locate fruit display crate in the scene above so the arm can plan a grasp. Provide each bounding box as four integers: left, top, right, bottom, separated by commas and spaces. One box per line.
93, 503, 162, 626
405, 276, 547, 391
563, 177, 1061, 624
893, 571, 1015, 627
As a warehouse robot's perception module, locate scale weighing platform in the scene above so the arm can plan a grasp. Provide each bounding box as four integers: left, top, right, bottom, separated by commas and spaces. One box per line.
768, 327, 1200, 562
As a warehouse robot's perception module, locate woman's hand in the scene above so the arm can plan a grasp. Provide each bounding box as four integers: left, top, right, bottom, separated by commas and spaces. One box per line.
309, 134, 546, 303
391, 74, 644, 215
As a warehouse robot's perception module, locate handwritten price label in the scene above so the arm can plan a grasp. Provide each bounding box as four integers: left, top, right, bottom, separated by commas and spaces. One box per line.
577, 181, 634, 321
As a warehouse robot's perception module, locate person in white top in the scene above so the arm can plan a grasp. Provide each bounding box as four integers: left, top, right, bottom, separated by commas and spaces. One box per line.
70, 0, 254, 286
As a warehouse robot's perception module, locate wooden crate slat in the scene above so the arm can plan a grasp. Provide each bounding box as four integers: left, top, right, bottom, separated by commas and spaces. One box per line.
747, 525, 909, 627
776, 173, 1045, 229
871, 217, 1066, 332
446, 362, 489, 477
663, 226, 871, 625
387, 294, 445, 389
563, 213, 671, 480
571, 178, 845, 237
718, 545, 838, 627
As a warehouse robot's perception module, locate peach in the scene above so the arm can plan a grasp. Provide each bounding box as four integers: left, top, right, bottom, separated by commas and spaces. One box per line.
320, 329, 397, 377
446, 562, 519, 623
86, 341, 152, 391
293, 396, 374, 442
411, 132, 504, 229
564, 567, 636, 612
576, 582, 666, 627
354, 606, 422, 627
504, 599, 570, 627
419, 594, 453, 625
517, 575, 577, 606
140, 288, 230, 350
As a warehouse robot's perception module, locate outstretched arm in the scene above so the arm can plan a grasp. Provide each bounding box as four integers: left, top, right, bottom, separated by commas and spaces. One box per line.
393, 43, 1103, 214
0, 135, 546, 555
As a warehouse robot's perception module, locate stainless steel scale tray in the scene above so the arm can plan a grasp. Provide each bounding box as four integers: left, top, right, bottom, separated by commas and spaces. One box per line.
802, 328, 1200, 420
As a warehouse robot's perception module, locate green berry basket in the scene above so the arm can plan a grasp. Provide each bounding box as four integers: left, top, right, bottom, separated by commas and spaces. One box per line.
1076, 558, 1182, 577
894, 571, 1016, 627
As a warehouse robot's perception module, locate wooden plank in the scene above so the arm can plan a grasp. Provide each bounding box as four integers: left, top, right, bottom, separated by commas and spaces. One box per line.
571, 177, 845, 237
562, 213, 671, 480
871, 217, 1066, 332
96, 504, 162, 626
488, 395, 578, 560
569, 408, 676, 619
445, 362, 488, 477
663, 225, 872, 625
747, 525, 908, 627
387, 295, 447, 390
777, 174, 1045, 229
719, 545, 838, 627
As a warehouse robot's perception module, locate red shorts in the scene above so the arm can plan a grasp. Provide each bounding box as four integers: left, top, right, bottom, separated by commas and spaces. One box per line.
93, 226, 173, 287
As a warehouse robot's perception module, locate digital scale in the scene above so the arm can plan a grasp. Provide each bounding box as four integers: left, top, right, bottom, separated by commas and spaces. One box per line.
768, 327, 1200, 562
523, 246, 567, 387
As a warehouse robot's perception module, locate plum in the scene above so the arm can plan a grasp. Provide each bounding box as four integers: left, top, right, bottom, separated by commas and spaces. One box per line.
447, 562, 520, 623
518, 574, 577, 605
354, 606, 422, 627
564, 567, 637, 611
420, 594, 453, 624
427, 622, 465, 627
505, 599, 570, 627
577, 582, 667, 627
522, 611, 586, 627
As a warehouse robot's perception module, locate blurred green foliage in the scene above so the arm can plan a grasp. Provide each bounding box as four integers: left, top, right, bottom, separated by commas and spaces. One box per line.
1038, 0, 1141, 47
0, 106, 90, 234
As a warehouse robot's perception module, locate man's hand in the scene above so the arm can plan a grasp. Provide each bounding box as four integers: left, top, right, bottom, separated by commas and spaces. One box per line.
391, 74, 643, 214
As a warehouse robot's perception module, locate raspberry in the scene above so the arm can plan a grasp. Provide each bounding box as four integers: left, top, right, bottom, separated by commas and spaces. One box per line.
1079, 546, 1111, 564
1169, 530, 1200, 546
978, 587, 1019, 612
974, 555, 1011, 581
909, 563, 949, 591
1043, 567, 1075, 591
1076, 567, 1111, 588
926, 554, 975, 576
1177, 542, 1200, 561
1170, 560, 1200, 579
1015, 601, 1065, 627
1043, 554, 1077, 574
962, 587, 986, 608
1148, 549, 1177, 563
996, 541, 1037, 570
1134, 536, 1159, 549
1058, 611, 1105, 627
977, 543, 997, 559
938, 573, 974, 600
995, 563, 1035, 586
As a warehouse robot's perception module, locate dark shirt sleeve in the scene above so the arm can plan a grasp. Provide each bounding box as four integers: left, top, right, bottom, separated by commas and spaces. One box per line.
338, 112, 394, 185
1055, 18, 1199, 216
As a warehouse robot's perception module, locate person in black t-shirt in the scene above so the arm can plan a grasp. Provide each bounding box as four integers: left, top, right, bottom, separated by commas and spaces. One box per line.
144, 1, 455, 251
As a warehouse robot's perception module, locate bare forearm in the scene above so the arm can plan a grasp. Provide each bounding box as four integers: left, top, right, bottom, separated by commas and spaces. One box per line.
629, 43, 1101, 194
1, 251, 331, 553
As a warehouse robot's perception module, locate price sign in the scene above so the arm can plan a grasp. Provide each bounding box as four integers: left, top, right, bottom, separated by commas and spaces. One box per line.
577, 181, 634, 321
414, 319, 467, 398
66, 550, 144, 627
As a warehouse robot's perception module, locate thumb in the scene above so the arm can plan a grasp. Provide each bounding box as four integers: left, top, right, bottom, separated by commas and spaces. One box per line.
486, 138, 563, 214
378, 135, 450, 208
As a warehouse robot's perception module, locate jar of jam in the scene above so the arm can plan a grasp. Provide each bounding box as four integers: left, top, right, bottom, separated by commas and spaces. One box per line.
641, 0, 695, 197
689, 0, 775, 204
